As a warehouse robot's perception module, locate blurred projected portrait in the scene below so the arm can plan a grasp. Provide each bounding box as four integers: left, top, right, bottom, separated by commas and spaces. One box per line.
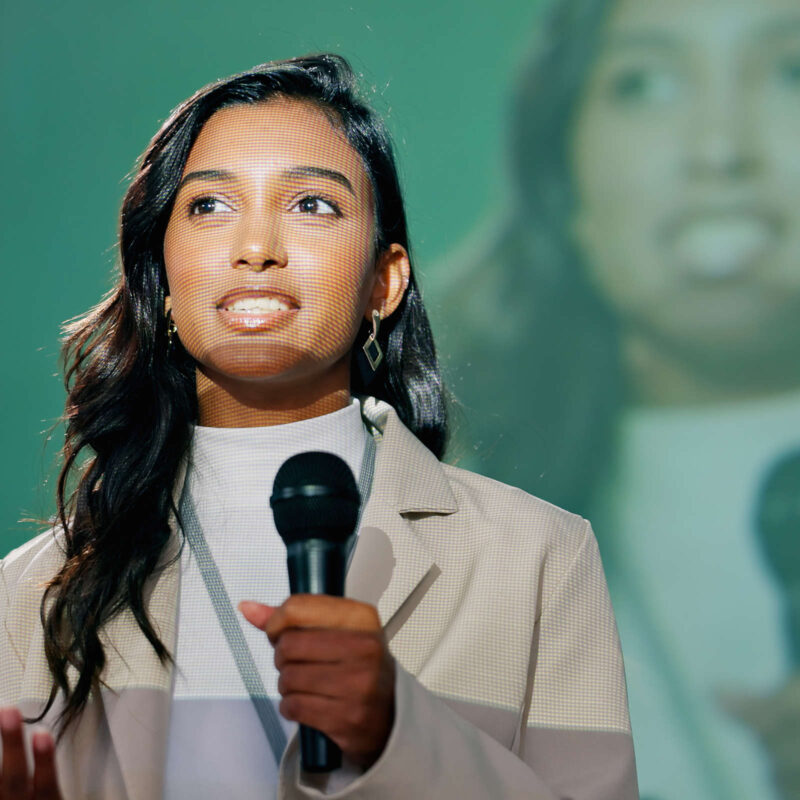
434, 0, 800, 797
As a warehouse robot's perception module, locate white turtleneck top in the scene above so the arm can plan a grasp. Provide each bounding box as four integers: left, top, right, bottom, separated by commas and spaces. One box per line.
163, 399, 368, 799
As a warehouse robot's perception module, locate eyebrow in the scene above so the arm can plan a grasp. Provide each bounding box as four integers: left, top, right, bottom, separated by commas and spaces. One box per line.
601, 31, 683, 53
176, 166, 355, 195
177, 169, 236, 191
284, 166, 355, 195
602, 16, 800, 53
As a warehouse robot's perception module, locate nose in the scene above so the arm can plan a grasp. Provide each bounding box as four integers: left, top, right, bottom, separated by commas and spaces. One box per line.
686, 71, 758, 180
231, 212, 288, 271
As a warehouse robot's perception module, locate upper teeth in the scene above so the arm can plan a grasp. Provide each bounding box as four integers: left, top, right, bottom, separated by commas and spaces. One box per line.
226, 297, 290, 312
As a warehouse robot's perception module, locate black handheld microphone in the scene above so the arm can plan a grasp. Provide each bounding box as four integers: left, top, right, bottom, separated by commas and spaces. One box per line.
270, 452, 361, 772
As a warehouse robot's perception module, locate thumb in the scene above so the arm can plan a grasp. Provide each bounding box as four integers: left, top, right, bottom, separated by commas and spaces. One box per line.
238, 600, 278, 632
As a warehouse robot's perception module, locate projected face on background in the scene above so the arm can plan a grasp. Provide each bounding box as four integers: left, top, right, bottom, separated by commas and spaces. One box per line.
163, 100, 404, 405
569, 0, 800, 396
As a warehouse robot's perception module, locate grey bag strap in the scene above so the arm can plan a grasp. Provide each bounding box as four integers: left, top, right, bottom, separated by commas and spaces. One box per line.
177, 431, 377, 765
180, 489, 289, 763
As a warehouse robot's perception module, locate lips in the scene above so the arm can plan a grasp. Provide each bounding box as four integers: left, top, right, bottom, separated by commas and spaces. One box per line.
216, 287, 299, 331
216, 287, 299, 312
226, 296, 292, 312
663, 207, 781, 279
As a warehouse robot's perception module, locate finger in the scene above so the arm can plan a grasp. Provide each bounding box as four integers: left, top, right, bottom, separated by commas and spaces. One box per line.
32, 732, 62, 800
278, 691, 349, 732
274, 629, 385, 670
277, 660, 376, 699
238, 601, 278, 631
266, 596, 381, 644
0, 707, 30, 799
278, 693, 392, 761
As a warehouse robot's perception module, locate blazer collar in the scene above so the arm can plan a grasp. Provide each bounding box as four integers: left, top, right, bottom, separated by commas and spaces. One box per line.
359, 397, 457, 515
100, 533, 181, 800
347, 398, 456, 639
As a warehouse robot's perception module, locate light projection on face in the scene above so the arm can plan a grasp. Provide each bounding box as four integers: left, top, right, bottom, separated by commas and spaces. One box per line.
569, 0, 800, 373
163, 100, 405, 423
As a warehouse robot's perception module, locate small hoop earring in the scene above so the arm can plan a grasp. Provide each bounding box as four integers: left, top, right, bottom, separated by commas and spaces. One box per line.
166, 310, 178, 350
362, 309, 383, 371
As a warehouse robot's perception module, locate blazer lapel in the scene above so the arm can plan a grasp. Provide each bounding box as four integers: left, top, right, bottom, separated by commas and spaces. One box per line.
348, 400, 457, 647
9, 526, 180, 800
100, 511, 182, 800
348, 508, 441, 643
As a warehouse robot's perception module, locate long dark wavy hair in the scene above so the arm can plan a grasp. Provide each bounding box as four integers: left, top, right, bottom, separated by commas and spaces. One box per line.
36, 53, 447, 737
437, 0, 623, 523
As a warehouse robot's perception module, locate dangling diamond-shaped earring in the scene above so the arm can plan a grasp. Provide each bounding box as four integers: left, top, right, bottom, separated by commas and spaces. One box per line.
362, 309, 383, 371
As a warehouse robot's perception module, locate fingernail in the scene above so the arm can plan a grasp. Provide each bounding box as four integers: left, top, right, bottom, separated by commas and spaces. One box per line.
32, 730, 53, 753
0, 707, 21, 731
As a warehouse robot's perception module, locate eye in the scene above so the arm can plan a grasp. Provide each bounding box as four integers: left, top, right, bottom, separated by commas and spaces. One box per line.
188, 196, 234, 215
293, 195, 341, 216
605, 65, 681, 107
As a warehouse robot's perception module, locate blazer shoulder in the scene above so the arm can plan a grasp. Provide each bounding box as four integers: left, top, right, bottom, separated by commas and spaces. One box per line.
1, 529, 67, 601
438, 461, 591, 555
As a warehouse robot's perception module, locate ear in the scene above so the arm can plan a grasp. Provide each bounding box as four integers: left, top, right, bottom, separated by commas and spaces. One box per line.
164, 295, 172, 315
366, 243, 411, 322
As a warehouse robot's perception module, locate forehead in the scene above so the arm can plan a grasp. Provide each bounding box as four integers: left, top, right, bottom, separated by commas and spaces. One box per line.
183, 99, 372, 195
604, 0, 800, 44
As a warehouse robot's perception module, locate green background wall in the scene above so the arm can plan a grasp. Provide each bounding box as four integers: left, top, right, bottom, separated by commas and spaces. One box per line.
2, 3, 794, 799
0, 0, 538, 548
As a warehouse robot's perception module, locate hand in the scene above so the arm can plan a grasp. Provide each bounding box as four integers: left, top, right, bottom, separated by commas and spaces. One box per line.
720, 673, 800, 800
239, 595, 395, 769
0, 707, 62, 800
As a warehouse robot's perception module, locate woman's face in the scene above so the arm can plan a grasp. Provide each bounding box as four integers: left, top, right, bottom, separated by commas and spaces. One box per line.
569, 0, 800, 375
163, 99, 403, 394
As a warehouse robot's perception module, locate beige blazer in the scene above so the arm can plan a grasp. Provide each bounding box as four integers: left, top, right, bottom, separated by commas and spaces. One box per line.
1, 399, 638, 799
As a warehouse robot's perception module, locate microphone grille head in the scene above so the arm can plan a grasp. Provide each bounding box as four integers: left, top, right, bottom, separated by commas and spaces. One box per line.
270, 451, 360, 546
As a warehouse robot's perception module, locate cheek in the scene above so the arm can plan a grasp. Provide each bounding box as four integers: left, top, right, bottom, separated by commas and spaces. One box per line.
300, 273, 373, 362
306, 236, 376, 318
163, 224, 189, 308
163, 225, 215, 319
164, 264, 203, 331
569, 107, 685, 310
571, 101, 680, 223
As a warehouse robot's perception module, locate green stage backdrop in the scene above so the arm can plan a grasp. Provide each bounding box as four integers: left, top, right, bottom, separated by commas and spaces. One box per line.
0, 0, 538, 546
2, 2, 796, 800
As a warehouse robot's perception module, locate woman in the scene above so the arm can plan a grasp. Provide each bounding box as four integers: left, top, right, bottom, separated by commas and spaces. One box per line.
434, 0, 800, 797
0, 55, 636, 798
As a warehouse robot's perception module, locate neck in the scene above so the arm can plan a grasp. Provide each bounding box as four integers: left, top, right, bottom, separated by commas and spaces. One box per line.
196, 367, 351, 428
624, 333, 800, 408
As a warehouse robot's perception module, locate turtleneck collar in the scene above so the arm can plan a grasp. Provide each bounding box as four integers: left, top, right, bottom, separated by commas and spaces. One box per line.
187, 398, 368, 512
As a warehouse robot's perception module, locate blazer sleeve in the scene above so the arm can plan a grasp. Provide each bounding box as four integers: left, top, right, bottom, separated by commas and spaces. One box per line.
0, 555, 23, 707
278, 521, 638, 800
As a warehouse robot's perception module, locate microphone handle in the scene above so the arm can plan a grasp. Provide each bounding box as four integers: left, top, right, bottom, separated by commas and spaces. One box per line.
287, 539, 347, 596
286, 540, 347, 772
